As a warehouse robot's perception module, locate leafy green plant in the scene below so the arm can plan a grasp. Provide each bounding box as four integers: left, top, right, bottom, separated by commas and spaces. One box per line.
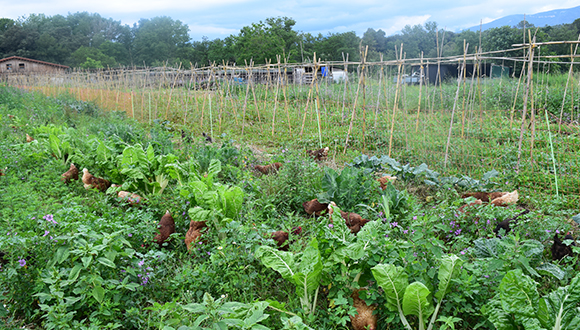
472, 236, 565, 281
33, 124, 77, 164
256, 238, 322, 318
118, 143, 176, 195
485, 269, 580, 330
317, 166, 377, 211
371, 254, 463, 330
181, 159, 244, 242
34, 229, 141, 329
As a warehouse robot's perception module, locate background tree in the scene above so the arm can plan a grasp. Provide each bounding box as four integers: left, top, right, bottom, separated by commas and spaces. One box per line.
132, 16, 191, 66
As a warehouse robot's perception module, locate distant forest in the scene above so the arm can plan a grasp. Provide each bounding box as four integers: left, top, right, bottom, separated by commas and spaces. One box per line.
1, 12, 580, 70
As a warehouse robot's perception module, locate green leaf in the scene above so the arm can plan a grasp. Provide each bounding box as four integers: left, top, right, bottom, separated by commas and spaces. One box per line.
499, 269, 539, 317
293, 239, 322, 298
181, 303, 206, 314
572, 213, 580, 225
372, 263, 409, 312
92, 285, 105, 303
54, 247, 70, 264
485, 295, 518, 330
218, 185, 244, 219
473, 238, 499, 258
82, 255, 93, 268
255, 246, 296, 280
402, 282, 434, 321
208, 158, 222, 179
68, 264, 82, 282
536, 263, 566, 281
435, 255, 462, 300
344, 242, 367, 260
97, 257, 116, 268
538, 273, 580, 330
188, 206, 213, 223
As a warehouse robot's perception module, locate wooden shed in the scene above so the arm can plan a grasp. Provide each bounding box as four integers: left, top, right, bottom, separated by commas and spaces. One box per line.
0, 56, 69, 74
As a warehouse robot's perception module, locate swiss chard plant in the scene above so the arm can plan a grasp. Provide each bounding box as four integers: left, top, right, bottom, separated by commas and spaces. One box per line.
485, 269, 580, 330
256, 238, 323, 319
117, 143, 177, 196
181, 159, 244, 242
33, 124, 77, 164
371, 254, 463, 330
317, 166, 376, 211
472, 236, 566, 281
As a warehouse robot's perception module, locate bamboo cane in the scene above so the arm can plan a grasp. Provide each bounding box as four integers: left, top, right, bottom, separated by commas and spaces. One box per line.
444, 43, 468, 169
343, 49, 367, 154
415, 52, 424, 132
516, 34, 536, 173
388, 44, 404, 157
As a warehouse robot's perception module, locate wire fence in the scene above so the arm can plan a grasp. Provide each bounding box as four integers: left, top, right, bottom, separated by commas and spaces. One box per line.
3, 44, 580, 198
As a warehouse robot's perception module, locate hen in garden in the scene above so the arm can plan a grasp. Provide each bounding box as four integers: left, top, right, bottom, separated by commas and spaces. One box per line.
61, 163, 79, 184
552, 232, 576, 260
271, 226, 302, 251
26, 133, 34, 142
377, 175, 396, 190
82, 168, 111, 192
306, 147, 329, 161
462, 191, 507, 203
340, 210, 371, 234
303, 198, 328, 216
493, 209, 530, 237
0, 167, 5, 177
185, 220, 207, 251
254, 162, 282, 175
350, 289, 377, 330
202, 132, 212, 143
490, 190, 518, 207
154, 210, 175, 246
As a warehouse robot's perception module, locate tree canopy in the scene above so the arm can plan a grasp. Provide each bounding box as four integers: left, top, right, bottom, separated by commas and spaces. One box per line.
1, 11, 579, 71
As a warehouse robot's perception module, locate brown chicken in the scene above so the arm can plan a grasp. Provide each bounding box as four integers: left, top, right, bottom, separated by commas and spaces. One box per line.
462, 191, 506, 203
185, 220, 207, 251
61, 163, 79, 184
271, 226, 302, 251
552, 232, 576, 260
377, 175, 397, 190
82, 168, 111, 192
0, 167, 5, 177
26, 134, 34, 142
306, 147, 329, 161
340, 211, 371, 234
154, 210, 175, 246
350, 289, 377, 330
303, 199, 328, 216
254, 162, 282, 175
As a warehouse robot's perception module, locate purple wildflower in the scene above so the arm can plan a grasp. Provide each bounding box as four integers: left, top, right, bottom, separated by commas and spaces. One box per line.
18, 258, 26, 267
328, 224, 334, 228
43, 230, 49, 237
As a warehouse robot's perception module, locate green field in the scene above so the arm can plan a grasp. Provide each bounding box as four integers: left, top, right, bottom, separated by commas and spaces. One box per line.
0, 75, 579, 330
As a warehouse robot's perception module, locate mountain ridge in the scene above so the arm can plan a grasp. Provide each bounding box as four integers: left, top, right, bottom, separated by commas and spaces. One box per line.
465, 5, 580, 32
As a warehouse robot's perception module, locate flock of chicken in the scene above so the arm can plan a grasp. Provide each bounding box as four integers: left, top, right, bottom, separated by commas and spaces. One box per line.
53, 142, 576, 330
459, 190, 576, 261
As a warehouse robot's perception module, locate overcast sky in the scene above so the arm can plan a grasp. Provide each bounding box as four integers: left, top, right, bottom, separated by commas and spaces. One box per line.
2, 0, 580, 41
